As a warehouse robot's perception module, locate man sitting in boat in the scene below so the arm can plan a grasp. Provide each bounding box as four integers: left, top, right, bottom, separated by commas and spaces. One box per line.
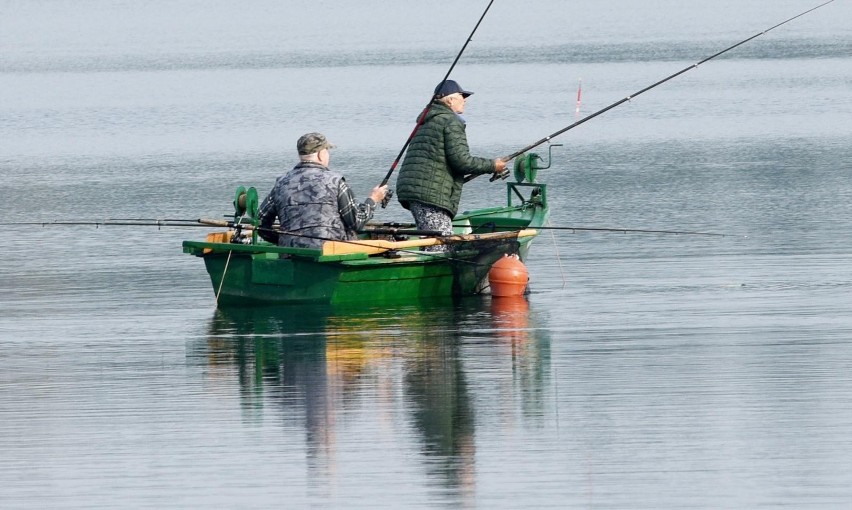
396, 79, 507, 247
257, 132, 388, 250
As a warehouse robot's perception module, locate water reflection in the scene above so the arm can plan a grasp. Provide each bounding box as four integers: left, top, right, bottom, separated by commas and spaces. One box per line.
192, 297, 549, 496
398, 304, 477, 496
490, 296, 551, 421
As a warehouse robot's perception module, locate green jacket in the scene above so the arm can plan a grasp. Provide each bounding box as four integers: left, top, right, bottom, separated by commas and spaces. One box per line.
396, 102, 495, 217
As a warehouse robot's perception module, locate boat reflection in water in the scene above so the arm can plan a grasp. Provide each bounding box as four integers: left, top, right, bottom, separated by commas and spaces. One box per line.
193, 296, 550, 496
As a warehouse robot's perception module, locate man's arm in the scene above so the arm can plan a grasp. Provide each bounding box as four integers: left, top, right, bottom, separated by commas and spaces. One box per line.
338, 179, 378, 232
444, 121, 495, 177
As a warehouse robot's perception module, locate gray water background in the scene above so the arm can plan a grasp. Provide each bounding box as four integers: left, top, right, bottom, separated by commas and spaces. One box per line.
2, 0, 852, 508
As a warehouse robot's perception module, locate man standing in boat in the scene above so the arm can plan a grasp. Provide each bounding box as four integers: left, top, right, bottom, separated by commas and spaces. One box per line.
257, 132, 388, 249
396, 80, 507, 243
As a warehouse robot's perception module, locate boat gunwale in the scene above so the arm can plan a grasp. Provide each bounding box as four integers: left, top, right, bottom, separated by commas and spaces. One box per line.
183, 227, 539, 263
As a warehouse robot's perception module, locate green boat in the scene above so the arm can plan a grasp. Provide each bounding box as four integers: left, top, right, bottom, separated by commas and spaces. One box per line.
183, 153, 552, 307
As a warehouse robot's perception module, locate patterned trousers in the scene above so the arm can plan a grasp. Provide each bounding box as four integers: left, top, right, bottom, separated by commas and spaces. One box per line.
408, 201, 453, 252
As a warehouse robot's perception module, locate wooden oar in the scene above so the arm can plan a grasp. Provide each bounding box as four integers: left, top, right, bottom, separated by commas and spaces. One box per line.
321, 229, 539, 257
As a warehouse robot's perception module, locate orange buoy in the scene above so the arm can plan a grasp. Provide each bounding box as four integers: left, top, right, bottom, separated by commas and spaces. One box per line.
488, 254, 529, 297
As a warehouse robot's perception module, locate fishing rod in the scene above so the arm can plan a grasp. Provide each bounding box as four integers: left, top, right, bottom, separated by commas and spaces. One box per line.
468, 224, 732, 237
27, 217, 735, 238
477, 0, 836, 182
26, 216, 495, 248
378, 0, 495, 207
24, 218, 444, 237
21, 219, 217, 228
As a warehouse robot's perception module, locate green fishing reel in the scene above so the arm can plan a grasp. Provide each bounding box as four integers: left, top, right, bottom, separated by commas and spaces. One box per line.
234, 186, 259, 220
513, 144, 562, 183
513, 154, 542, 183
233, 186, 260, 244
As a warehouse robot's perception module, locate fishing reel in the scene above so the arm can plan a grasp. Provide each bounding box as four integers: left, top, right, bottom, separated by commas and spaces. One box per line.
489, 164, 511, 182
233, 186, 259, 244
492, 144, 562, 183
234, 186, 258, 219
381, 189, 394, 209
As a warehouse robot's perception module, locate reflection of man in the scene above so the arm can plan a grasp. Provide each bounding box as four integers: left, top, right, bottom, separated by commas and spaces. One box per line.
404, 336, 476, 494
257, 132, 388, 249
205, 308, 337, 476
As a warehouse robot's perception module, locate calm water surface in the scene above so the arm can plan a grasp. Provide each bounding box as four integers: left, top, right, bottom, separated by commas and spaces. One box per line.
2, 0, 852, 508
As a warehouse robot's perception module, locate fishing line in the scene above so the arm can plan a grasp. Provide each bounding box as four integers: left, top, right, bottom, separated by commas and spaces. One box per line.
546, 220, 567, 288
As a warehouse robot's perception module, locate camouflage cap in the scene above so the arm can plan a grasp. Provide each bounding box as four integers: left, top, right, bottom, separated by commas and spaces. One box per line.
297, 132, 336, 155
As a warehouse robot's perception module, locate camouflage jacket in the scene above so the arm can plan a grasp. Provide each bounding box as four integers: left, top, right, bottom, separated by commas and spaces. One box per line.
257, 162, 377, 249
396, 101, 495, 217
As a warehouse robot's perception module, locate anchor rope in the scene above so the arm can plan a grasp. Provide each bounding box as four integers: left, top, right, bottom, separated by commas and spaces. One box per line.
214, 213, 244, 305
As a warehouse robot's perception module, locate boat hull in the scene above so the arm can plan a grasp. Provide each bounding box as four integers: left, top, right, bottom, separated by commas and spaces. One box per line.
198, 242, 519, 307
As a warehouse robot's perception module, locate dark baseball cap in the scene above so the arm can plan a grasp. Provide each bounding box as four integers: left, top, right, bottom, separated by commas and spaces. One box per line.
434, 79, 473, 98
297, 132, 336, 155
